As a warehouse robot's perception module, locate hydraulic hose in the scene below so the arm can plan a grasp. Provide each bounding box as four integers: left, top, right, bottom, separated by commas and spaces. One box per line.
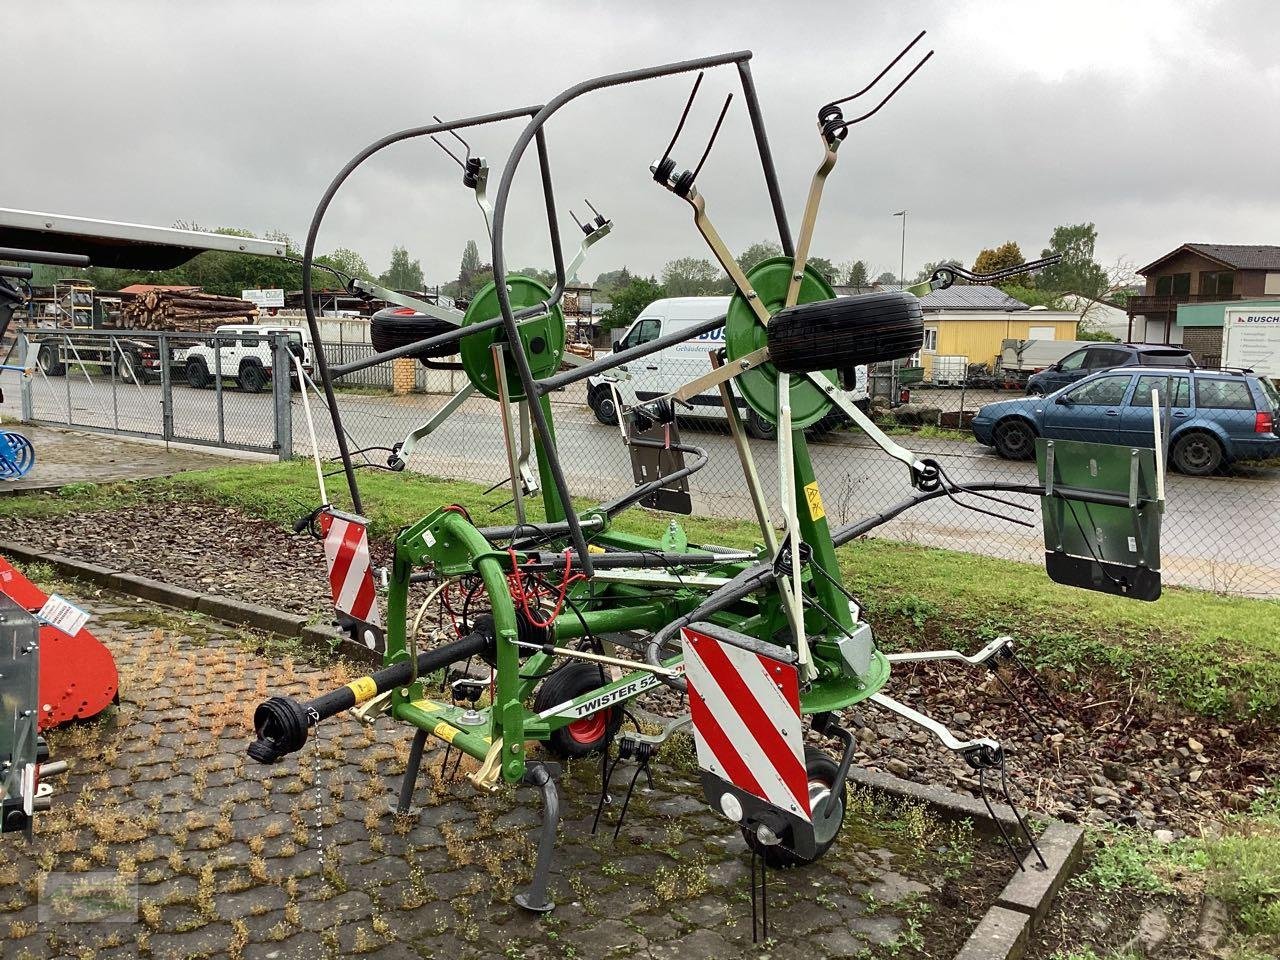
247, 628, 492, 764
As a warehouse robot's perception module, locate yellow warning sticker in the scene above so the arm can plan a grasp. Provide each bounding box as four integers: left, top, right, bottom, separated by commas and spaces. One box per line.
588, 544, 606, 554
346, 676, 377, 703
804, 481, 826, 522
432, 721, 458, 744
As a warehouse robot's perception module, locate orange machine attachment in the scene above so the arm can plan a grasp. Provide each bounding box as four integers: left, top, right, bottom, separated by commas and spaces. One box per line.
0, 558, 118, 729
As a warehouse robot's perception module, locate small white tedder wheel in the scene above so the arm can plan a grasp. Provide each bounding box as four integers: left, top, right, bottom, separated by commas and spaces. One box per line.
741, 747, 846, 868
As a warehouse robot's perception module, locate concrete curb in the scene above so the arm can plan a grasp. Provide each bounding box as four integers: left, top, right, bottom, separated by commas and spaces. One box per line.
0, 540, 375, 662
0, 539, 1085, 958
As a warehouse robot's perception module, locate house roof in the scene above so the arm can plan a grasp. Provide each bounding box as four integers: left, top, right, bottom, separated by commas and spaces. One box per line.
1138, 243, 1280, 275
917, 284, 1028, 312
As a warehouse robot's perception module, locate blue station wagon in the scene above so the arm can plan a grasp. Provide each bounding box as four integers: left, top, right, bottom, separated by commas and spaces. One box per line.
972, 367, 1280, 475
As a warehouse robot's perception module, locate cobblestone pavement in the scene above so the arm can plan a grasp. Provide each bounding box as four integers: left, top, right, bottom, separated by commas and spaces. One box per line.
0, 424, 235, 492
1, 590, 1005, 960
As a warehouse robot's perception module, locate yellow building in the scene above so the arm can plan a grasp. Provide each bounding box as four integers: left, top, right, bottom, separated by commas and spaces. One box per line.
914, 286, 1077, 380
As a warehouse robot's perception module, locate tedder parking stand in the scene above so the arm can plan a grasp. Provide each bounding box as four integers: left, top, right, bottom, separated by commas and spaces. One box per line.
248, 35, 1167, 933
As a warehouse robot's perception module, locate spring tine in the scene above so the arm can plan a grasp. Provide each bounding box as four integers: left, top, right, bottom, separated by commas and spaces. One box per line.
584, 198, 604, 220
611, 760, 649, 841
845, 49, 935, 126
1010, 651, 1068, 721
430, 134, 465, 169
828, 30, 927, 107
990, 668, 1050, 739
761, 855, 769, 941
691, 93, 734, 182
750, 849, 759, 943
979, 765, 1026, 871
1000, 756, 1048, 868
432, 115, 473, 160
659, 71, 704, 166
592, 751, 623, 835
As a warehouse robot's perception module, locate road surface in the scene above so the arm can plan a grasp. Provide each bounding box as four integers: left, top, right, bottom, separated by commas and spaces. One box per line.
6, 368, 1277, 596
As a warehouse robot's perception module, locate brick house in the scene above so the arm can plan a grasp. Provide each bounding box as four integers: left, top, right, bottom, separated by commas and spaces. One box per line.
1127, 243, 1280, 345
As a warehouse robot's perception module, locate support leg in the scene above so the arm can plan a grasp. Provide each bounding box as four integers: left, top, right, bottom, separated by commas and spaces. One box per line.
515, 761, 561, 913
395, 728, 429, 815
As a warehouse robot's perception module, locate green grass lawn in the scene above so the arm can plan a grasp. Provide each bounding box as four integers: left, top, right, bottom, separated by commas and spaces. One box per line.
4, 458, 1277, 723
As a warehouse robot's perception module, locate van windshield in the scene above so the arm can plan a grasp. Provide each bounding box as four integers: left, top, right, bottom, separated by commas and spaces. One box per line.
621, 318, 661, 349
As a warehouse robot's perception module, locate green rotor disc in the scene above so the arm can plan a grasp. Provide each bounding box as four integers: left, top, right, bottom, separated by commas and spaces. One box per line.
724, 257, 838, 429
459, 275, 565, 401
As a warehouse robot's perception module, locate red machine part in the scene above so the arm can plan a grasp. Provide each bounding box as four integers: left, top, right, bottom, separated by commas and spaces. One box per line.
0, 557, 118, 730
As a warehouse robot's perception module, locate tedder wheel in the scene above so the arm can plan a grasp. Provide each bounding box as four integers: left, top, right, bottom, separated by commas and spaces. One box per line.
742, 747, 846, 868
237, 359, 266, 393
744, 407, 777, 441
186, 358, 211, 389
1171, 431, 1223, 476
767, 291, 924, 374
532, 662, 623, 759
370, 307, 459, 364
993, 418, 1036, 460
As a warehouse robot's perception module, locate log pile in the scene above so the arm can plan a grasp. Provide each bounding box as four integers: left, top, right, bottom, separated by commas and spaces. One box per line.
115, 290, 258, 332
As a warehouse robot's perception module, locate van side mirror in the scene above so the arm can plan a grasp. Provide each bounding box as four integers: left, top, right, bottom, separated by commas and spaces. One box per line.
1056, 395, 1073, 406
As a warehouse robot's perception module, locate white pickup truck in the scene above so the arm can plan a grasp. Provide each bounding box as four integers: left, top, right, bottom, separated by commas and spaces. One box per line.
179, 324, 314, 393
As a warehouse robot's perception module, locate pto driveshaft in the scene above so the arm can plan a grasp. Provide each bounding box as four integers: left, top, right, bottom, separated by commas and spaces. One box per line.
247, 629, 492, 764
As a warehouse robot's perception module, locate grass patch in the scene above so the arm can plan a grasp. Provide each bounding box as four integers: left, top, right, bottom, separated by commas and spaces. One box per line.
1075, 788, 1280, 957
3, 458, 1278, 721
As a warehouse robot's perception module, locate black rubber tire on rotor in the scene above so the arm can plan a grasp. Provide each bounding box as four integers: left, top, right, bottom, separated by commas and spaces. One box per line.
186, 358, 211, 389
741, 746, 845, 868
370, 309, 461, 364
766, 291, 924, 373
532, 661, 623, 760
238, 359, 266, 394
993, 418, 1037, 460
1170, 431, 1223, 476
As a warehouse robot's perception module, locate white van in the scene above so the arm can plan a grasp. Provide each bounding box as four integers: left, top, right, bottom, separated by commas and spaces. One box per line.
587, 296, 868, 439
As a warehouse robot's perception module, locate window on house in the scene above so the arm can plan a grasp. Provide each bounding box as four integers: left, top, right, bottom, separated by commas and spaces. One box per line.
1198, 271, 1235, 297
1154, 273, 1191, 297
922, 328, 938, 351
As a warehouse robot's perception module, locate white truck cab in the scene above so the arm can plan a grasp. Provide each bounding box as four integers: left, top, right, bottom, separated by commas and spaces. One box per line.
587, 296, 868, 439
181, 324, 315, 393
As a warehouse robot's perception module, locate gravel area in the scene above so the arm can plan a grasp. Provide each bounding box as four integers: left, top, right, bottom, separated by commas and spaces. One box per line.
9, 497, 1275, 838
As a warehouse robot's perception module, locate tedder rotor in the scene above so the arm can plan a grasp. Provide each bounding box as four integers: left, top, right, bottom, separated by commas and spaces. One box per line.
248, 35, 1167, 930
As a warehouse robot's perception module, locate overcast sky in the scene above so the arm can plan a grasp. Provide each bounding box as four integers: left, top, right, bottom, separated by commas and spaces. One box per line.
5, 1, 1278, 287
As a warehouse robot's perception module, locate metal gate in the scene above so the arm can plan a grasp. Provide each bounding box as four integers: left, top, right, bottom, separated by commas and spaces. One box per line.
16, 329, 293, 458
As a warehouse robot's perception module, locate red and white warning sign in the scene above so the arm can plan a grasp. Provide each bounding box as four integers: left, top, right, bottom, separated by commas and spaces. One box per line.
320, 509, 381, 639
680, 625, 810, 820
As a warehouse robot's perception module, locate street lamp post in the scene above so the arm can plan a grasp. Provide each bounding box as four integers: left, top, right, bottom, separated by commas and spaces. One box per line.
893, 210, 906, 287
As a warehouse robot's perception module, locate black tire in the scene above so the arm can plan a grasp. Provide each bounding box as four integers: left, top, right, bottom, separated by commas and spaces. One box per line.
767, 292, 924, 373
1171, 431, 1222, 476
37, 344, 66, 377
744, 407, 777, 441
532, 662, 623, 760
116, 351, 151, 385
237, 359, 266, 394
370, 308, 460, 364
590, 386, 618, 426
742, 747, 845, 868
993, 418, 1037, 460
186, 357, 211, 389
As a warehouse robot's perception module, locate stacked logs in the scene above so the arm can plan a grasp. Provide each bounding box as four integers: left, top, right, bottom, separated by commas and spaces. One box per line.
116, 290, 258, 332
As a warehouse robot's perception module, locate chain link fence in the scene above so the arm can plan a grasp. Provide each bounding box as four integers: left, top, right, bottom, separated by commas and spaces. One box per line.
7, 333, 1276, 597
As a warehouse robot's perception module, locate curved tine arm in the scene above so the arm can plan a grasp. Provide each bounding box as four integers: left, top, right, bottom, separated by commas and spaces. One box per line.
565, 219, 612, 284
884, 635, 1014, 666
349, 278, 464, 323
687, 191, 771, 325
489, 51, 753, 573
870, 692, 1002, 757
299, 104, 542, 513
785, 141, 840, 309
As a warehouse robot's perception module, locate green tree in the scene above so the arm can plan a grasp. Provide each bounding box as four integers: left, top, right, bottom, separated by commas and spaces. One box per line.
737, 240, 782, 273
593, 267, 633, 298
847, 260, 870, 286
661, 257, 722, 297
381, 245, 426, 292
997, 285, 1067, 309
515, 266, 556, 288
600, 276, 665, 332
315, 248, 371, 283
1038, 223, 1108, 297
875, 270, 897, 285
806, 256, 839, 286
973, 241, 1028, 285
